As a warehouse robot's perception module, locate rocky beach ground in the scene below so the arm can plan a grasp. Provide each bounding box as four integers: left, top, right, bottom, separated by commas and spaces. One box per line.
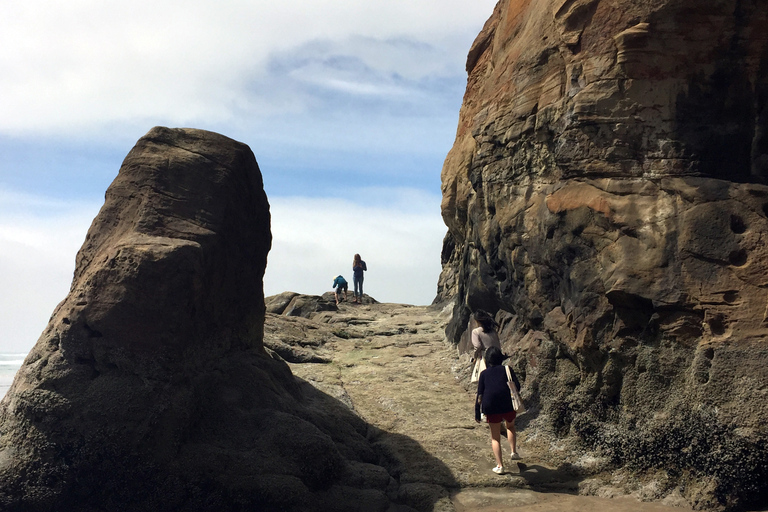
265, 295, 699, 512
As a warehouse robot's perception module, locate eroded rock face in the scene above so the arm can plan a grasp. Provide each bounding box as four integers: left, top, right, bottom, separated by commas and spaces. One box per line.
0, 128, 393, 511
439, 1, 768, 509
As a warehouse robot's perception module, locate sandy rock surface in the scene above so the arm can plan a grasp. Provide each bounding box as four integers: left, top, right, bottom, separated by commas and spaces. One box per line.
267, 299, 694, 512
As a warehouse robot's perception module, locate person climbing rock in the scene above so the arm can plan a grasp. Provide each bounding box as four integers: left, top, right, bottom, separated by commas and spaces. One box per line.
333, 275, 348, 305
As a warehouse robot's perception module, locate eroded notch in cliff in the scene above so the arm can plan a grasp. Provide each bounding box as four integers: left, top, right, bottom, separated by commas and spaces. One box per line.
605, 289, 655, 336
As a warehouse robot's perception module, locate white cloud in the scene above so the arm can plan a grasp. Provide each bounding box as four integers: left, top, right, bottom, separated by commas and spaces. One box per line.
264, 188, 446, 306
0, 187, 447, 353
0, 0, 496, 135
0, 0, 492, 351
0, 190, 100, 353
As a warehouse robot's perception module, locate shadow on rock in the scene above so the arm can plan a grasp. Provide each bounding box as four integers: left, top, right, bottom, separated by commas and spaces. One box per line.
514, 463, 582, 494
0, 344, 458, 511
295, 376, 460, 512
0, 127, 456, 512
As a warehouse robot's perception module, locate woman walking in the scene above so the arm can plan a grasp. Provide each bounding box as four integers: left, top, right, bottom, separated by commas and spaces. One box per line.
470, 310, 501, 382
475, 346, 522, 474
352, 254, 367, 303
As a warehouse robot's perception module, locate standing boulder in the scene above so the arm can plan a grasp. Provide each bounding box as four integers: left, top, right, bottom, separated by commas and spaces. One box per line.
0, 128, 388, 511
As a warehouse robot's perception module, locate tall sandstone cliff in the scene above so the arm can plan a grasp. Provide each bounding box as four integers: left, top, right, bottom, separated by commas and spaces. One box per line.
439, 0, 768, 509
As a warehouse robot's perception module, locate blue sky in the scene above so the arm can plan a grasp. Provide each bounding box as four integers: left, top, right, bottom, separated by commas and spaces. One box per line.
0, 0, 497, 353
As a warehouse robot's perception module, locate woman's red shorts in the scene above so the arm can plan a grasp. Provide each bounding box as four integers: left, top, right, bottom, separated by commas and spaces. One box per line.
485, 411, 516, 423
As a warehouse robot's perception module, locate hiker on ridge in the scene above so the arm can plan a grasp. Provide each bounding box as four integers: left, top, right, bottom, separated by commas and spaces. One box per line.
352, 254, 367, 304
333, 275, 348, 305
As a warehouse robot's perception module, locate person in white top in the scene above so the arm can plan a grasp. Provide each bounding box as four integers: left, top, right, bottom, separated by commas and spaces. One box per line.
470, 310, 501, 382
471, 310, 501, 352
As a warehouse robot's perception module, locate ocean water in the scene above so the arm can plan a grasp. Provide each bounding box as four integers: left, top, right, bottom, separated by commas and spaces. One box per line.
0, 353, 26, 399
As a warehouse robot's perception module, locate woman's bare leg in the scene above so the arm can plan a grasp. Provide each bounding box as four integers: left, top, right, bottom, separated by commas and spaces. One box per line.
503, 420, 517, 454
489, 422, 503, 467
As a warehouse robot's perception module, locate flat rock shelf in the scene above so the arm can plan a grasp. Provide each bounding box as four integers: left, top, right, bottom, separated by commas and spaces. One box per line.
270, 299, 696, 512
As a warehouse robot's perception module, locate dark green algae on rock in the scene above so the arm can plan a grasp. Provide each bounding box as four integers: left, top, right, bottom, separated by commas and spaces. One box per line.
436, 0, 768, 509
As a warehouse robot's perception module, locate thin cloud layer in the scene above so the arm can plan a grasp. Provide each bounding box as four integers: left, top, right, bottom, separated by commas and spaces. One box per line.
0, 187, 447, 352
0, 191, 100, 353
1, 0, 495, 135
0, 1, 496, 352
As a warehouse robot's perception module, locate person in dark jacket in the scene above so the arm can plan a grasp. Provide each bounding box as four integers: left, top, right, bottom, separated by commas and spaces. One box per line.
475, 346, 522, 474
332, 275, 348, 305
352, 254, 367, 303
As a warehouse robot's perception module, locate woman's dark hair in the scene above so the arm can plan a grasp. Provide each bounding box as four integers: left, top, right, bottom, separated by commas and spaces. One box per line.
474, 309, 498, 333
484, 346, 505, 367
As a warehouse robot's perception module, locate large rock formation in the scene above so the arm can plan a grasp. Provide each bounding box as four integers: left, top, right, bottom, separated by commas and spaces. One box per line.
0, 128, 402, 511
438, 1, 768, 509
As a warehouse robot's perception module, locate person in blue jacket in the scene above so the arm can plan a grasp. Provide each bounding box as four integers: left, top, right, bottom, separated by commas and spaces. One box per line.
332, 275, 348, 305
352, 254, 367, 303
475, 346, 522, 474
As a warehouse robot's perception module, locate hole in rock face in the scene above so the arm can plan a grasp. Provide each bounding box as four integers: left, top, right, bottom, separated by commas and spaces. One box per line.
605, 290, 654, 334
729, 249, 748, 266
703, 347, 715, 360
723, 291, 739, 303
730, 214, 747, 234
763, 203, 768, 217
709, 315, 726, 336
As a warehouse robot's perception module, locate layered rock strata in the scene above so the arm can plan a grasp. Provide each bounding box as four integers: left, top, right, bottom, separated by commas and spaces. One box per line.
438, 1, 768, 509
0, 128, 400, 511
